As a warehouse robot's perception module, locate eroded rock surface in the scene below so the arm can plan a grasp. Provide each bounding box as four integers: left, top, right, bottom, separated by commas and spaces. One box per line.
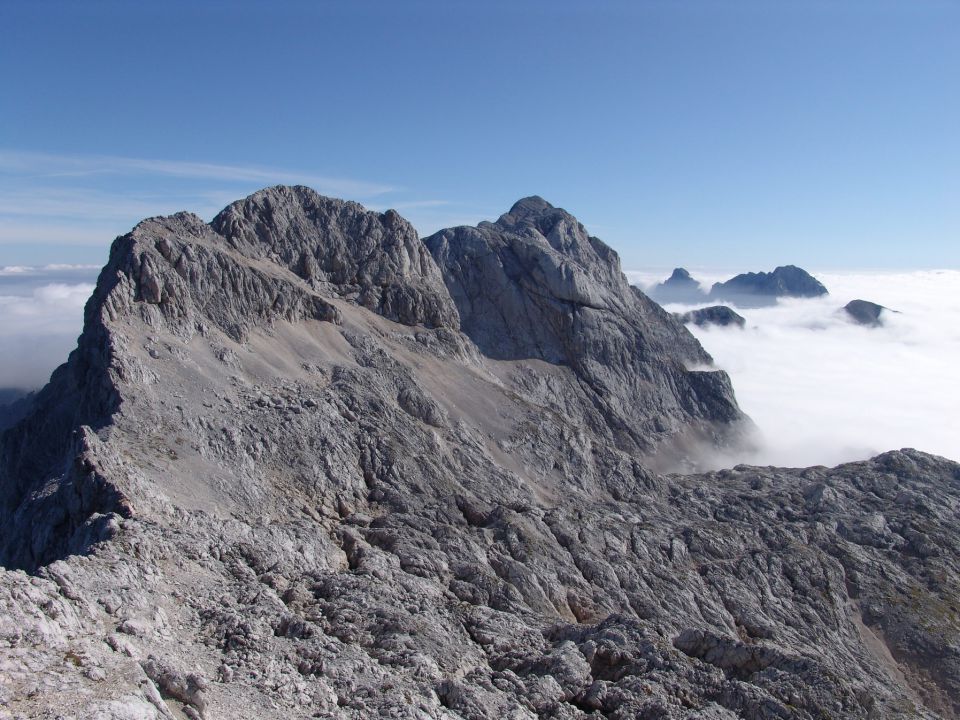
1, 187, 958, 719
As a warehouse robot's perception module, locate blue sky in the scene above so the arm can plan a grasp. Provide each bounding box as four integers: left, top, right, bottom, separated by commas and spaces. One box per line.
1, 0, 957, 271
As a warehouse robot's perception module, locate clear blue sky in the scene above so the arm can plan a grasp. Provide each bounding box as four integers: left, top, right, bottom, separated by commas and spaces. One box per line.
1, 0, 957, 271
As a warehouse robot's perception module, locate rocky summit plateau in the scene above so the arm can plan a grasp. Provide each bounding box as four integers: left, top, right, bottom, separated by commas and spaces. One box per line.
2, 186, 959, 720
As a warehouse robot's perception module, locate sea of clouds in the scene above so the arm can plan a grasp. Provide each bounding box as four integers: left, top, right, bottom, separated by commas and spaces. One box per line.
0, 264, 956, 469
0, 264, 98, 390
631, 268, 960, 468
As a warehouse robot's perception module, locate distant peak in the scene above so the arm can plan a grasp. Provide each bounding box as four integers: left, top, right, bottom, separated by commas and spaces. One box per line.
669, 268, 693, 281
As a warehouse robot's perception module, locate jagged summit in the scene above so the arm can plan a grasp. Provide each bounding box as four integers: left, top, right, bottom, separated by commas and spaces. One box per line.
211, 185, 459, 329
650, 267, 709, 305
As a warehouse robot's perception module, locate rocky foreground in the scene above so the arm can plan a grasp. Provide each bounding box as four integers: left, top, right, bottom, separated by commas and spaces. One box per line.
1, 187, 958, 719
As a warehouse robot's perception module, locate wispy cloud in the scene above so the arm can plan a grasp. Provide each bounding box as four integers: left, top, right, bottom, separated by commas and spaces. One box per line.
0, 150, 397, 198
0, 150, 493, 262
0, 150, 411, 255
0, 221, 120, 246
368, 199, 452, 211
0, 187, 193, 223
0, 263, 100, 276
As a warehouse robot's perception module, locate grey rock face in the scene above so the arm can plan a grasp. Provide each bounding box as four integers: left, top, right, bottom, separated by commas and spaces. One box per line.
0, 188, 467, 571
211, 185, 459, 330
1, 187, 959, 719
710, 265, 828, 307
844, 299, 893, 326
424, 197, 744, 458
650, 267, 709, 305
677, 306, 746, 329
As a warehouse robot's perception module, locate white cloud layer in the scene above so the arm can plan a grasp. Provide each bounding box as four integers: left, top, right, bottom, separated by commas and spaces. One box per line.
0, 266, 98, 389
631, 269, 960, 467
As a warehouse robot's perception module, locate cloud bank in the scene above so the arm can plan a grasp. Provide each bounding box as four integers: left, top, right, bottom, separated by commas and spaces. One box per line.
0, 265, 98, 390
631, 269, 960, 468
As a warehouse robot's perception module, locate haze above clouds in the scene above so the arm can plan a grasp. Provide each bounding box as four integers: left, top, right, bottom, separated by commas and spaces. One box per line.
631, 268, 960, 468
0, 265, 97, 390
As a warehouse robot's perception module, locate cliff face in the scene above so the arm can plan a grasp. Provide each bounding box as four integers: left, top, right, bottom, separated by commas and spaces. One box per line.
425, 197, 743, 459
0, 187, 957, 720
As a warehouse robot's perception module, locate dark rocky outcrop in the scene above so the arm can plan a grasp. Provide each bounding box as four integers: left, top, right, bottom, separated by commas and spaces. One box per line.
1, 187, 958, 719
709, 265, 828, 307
649, 267, 709, 304
677, 305, 746, 329
844, 298, 894, 326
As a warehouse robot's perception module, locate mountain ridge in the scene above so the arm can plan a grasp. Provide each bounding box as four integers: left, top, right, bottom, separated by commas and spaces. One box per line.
1, 186, 958, 719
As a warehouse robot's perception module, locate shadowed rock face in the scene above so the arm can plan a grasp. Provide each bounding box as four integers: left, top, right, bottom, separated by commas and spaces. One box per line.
710, 265, 828, 307
424, 197, 744, 457
1, 187, 959, 719
650, 267, 709, 305
677, 305, 746, 329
